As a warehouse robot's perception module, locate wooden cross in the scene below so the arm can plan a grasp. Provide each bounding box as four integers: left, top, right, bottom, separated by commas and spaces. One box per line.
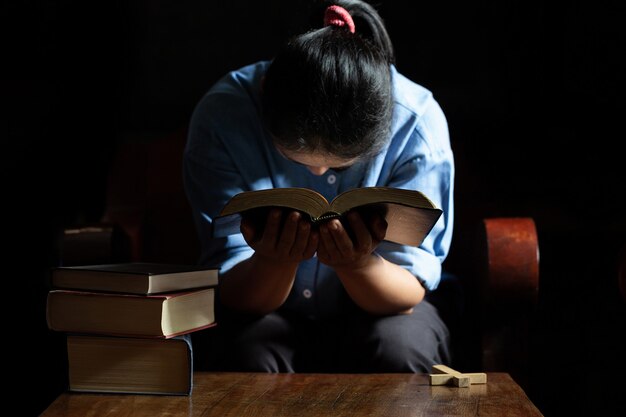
429, 364, 488, 387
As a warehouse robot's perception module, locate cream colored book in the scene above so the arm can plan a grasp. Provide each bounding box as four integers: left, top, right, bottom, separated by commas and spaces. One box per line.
47, 288, 215, 338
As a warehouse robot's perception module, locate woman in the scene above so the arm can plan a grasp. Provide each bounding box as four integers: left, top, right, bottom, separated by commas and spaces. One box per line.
183, 0, 454, 372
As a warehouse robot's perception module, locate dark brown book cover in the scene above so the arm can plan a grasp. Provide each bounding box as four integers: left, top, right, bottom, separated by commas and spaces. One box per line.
51, 262, 218, 295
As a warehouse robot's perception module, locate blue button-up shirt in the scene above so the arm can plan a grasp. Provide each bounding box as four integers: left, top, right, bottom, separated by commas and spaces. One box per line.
183, 60, 454, 319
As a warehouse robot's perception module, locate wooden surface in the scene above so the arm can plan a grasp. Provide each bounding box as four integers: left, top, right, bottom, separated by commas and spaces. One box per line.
42, 372, 542, 417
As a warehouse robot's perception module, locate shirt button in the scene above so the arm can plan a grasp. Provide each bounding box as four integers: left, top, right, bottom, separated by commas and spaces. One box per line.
327, 174, 337, 185
303, 289, 312, 298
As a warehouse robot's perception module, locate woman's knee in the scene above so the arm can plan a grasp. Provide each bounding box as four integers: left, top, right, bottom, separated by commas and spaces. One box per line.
348, 304, 451, 372
209, 311, 297, 372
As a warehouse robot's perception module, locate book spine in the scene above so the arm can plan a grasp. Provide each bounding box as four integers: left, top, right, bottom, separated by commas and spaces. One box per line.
311, 212, 342, 223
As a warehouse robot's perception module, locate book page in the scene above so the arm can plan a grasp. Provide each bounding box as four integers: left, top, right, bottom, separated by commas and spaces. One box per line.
383, 204, 442, 247
330, 187, 438, 214
219, 188, 331, 218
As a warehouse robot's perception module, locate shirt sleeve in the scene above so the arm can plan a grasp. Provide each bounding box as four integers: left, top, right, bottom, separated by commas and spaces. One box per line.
377, 98, 454, 292
182, 91, 256, 272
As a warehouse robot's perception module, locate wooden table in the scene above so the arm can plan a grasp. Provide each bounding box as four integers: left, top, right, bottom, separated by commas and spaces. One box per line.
41, 372, 543, 416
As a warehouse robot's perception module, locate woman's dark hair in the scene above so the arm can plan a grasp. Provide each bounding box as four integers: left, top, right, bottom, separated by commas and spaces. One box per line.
262, 0, 395, 160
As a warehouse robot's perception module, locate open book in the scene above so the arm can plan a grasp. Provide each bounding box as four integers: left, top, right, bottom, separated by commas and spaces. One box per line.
213, 187, 442, 247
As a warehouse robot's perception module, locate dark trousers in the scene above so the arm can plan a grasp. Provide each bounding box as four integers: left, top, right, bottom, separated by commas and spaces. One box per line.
193, 297, 451, 373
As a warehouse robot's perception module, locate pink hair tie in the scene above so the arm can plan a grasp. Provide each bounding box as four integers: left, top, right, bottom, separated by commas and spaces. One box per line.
324, 5, 356, 34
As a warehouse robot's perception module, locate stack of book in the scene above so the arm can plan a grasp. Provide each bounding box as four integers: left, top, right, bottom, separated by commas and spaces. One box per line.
46, 262, 218, 396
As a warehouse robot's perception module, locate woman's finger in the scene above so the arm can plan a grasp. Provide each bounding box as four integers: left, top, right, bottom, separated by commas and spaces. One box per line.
328, 219, 354, 259
289, 217, 311, 258
302, 230, 319, 259
260, 208, 283, 248
319, 223, 337, 261
276, 211, 300, 255
347, 211, 372, 253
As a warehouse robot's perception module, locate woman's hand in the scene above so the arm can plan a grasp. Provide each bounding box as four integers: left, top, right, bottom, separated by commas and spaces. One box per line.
221, 209, 318, 314
317, 211, 387, 270
241, 209, 318, 264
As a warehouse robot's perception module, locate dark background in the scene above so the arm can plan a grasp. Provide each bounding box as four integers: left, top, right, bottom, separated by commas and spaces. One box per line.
4, 1, 625, 415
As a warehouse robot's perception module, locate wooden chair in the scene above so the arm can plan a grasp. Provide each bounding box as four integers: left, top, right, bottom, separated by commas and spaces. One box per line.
59, 129, 540, 389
